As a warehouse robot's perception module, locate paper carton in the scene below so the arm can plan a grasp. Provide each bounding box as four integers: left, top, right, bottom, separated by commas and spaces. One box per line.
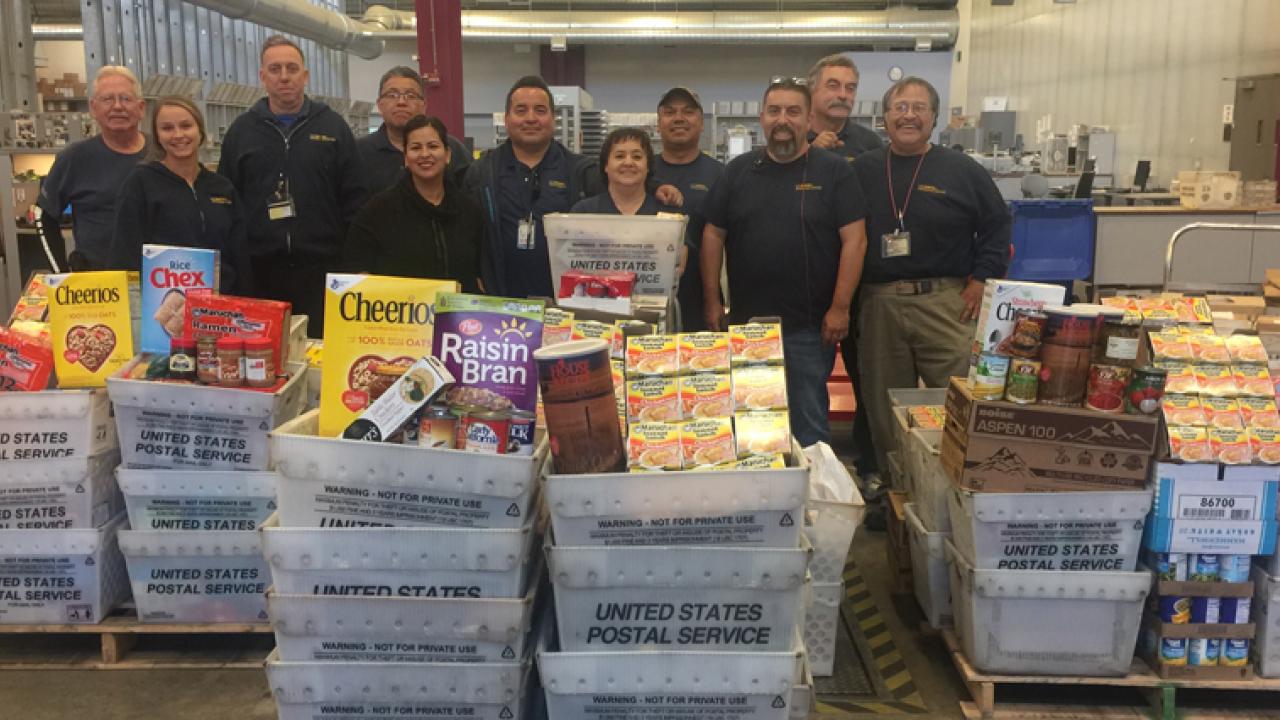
139, 245, 220, 354
967, 279, 1065, 382
46, 271, 135, 387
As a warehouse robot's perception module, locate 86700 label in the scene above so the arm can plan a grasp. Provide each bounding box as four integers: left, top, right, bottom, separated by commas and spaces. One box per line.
1175, 494, 1258, 520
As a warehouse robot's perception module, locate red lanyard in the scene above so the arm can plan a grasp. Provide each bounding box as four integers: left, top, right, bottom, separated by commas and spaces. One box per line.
887, 146, 929, 232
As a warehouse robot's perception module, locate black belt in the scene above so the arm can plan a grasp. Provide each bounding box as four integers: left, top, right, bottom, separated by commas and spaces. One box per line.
866, 278, 959, 296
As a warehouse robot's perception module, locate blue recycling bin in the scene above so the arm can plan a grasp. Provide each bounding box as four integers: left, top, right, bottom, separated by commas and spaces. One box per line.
1006, 199, 1095, 282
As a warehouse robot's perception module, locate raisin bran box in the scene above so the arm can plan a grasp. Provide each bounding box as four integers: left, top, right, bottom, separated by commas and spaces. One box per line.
432, 293, 544, 413
46, 271, 135, 387
140, 245, 220, 354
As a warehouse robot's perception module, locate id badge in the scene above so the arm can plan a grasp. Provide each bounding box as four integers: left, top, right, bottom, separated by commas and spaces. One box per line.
268, 198, 296, 221
881, 230, 911, 259
516, 218, 535, 250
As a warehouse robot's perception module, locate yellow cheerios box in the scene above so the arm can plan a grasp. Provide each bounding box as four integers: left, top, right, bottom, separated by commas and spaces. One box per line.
319, 274, 458, 437
46, 271, 135, 387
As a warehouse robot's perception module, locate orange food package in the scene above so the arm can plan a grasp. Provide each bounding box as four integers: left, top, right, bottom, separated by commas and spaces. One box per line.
625, 335, 678, 376
1249, 427, 1280, 464
1156, 361, 1199, 394
1193, 363, 1238, 397
1201, 396, 1243, 429
0, 327, 54, 391
1209, 427, 1253, 464
678, 373, 733, 419
1239, 397, 1280, 428
729, 322, 784, 366
542, 307, 574, 347
8, 273, 49, 324
678, 332, 731, 374
1161, 394, 1206, 427
625, 376, 681, 423
1189, 334, 1230, 363
1226, 334, 1268, 364
185, 290, 291, 371
1232, 364, 1273, 397
1167, 425, 1212, 463
734, 410, 792, 458
627, 422, 683, 471
679, 417, 736, 468
731, 365, 789, 411
1149, 332, 1194, 362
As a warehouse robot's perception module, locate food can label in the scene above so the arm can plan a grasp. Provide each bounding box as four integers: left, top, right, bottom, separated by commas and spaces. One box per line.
1085, 364, 1131, 413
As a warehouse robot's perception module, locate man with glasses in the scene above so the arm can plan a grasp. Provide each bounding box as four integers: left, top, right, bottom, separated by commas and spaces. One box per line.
37, 66, 148, 270
218, 35, 366, 335
852, 77, 1011, 480
358, 66, 471, 194
807, 54, 882, 163
701, 77, 868, 447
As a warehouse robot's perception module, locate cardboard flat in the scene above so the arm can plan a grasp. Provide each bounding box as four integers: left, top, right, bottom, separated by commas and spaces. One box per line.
1144, 613, 1255, 640
941, 425, 1151, 493
1156, 579, 1254, 598
1145, 654, 1254, 681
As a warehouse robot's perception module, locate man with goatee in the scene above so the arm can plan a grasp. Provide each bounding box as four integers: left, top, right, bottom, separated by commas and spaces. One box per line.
700, 77, 868, 448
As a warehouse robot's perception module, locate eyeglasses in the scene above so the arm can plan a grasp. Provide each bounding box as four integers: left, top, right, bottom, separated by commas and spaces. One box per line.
888, 101, 933, 115
380, 90, 423, 103
770, 76, 807, 87
93, 94, 138, 106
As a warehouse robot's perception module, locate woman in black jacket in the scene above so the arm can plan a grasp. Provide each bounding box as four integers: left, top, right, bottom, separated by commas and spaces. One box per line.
343, 115, 483, 292
110, 96, 252, 293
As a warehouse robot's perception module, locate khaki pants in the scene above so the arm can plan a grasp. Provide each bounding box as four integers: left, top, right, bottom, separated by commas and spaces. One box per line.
857, 279, 974, 483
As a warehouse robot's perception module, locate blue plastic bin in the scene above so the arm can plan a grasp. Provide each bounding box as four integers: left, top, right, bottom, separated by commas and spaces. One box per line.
1007, 199, 1095, 282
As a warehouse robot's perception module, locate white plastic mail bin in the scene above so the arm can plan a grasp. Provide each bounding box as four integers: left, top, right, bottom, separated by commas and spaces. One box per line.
1254, 564, 1280, 678
271, 409, 543, 529
803, 498, 865, 585
117, 528, 270, 623
267, 650, 531, 720
946, 541, 1150, 676
0, 513, 129, 624
803, 581, 842, 676
117, 467, 277, 531
268, 575, 539, 663
107, 357, 308, 471
261, 514, 536, 599
907, 428, 950, 533
548, 542, 810, 652
545, 450, 808, 547
905, 502, 951, 630
0, 450, 121, 529
0, 387, 116, 460
790, 658, 814, 720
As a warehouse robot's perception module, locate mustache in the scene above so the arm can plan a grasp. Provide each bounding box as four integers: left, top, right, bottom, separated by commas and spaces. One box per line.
827, 100, 852, 110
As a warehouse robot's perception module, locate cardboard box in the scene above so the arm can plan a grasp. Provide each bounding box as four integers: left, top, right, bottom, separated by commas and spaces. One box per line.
1151, 462, 1280, 522
1156, 578, 1253, 598
1144, 515, 1278, 555
1206, 295, 1266, 322
1178, 170, 1242, 210
1144, 612, 1255, 640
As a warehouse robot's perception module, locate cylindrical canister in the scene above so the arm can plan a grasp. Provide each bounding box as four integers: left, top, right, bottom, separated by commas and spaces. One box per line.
1221, 639, 1250, 666
1159, 637, 1188, 666
1154, 553, 1188, 582
1219, 554, 1251, 583
1188, 638, 1221, 667
1190, 554, 1221, 582
971, 352, 1010, 400
1124, 366, 1167, 415
507, 410, 537, 455
534, 339, 626, 474
1085, 363, 1132, 414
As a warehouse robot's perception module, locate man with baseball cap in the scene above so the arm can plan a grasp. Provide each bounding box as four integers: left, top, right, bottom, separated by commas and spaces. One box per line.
653, 87, 724, 332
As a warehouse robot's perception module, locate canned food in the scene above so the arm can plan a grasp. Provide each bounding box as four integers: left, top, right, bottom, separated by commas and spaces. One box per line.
1154, 552, 1188, 582
1085, 363, 1132, 414
451, 404, 483, 449
1219, 554, 1251, 583
507, 410, 536, 455
1188, 638, 1221, 667
1004, 358, 1041, 404
971, 352, 1010, 400
1221, 639, 1250, 666
1190, 596, 1220, 624
1220, 597, 1251, 624
418, 405, 457, 449
1159, 637, 1188, 665
1124, 366, 1167, 415
463, 410, 511, 454
1190, 554, 1220, 582
1159, 596, 1191, 624
1038, 342, 1091, 406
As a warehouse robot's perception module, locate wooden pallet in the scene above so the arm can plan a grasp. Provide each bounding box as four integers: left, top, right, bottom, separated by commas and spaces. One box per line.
943, 630, 1280, 720
0, 608, 273, 670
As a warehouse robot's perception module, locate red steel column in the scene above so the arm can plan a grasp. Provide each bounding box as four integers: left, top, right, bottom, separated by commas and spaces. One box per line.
414, 0, 464, 137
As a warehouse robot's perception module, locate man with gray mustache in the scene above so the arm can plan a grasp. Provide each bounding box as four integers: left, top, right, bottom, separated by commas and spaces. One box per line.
807, 54, 883, 163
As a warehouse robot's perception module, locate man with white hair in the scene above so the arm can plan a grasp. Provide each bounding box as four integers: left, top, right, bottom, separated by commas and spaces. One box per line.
37, 65, 148, 270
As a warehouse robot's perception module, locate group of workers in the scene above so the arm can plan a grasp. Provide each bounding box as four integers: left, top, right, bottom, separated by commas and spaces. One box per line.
34, 37, 1012, 497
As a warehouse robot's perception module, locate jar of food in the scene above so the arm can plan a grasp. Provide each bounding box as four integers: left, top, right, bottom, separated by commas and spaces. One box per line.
168, 336, 197, 381
242, 336, 275, 388
1092, 309, 1140, 367
196, 334, 219, 384
215, 336, 245, 387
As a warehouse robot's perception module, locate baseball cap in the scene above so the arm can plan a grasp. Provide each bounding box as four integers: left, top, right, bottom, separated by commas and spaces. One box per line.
658, 86, 703, 111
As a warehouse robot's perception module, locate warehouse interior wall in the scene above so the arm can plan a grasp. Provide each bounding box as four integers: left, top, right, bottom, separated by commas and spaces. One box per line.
34, 40, 88, 83
962, 0, 1280, 187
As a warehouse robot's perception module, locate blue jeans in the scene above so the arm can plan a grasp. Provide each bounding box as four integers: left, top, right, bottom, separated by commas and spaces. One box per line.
782, 327, 837, 448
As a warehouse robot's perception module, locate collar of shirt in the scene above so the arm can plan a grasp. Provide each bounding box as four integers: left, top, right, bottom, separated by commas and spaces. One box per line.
370, 123, 399, 153
807, 121, 848, 144
501, 139, 564, 174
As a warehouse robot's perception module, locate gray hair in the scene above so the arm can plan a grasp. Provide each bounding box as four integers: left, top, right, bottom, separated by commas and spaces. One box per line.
92, 65, 141, 99
882, 76, 941, 117
807, 54, 859, 88
379, 66, 425, 95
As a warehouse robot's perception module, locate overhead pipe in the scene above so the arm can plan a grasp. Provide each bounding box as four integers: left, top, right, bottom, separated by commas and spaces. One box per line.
183, 0, 386, 59
32, 24, 84, 41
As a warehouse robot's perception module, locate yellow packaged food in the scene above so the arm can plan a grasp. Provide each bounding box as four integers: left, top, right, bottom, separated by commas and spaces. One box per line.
610, 359, 625, 390
1239, 397, 1280, 429
1232, 363, 1272, 397
612, 319, 654, 360
46, 271, 135, 388
1167, 425, 1212, 463
625, 335, 678, 376
909, 405, 946, 430
735, 454, 786, 470
678, 373, 733, 419
1100, 296, 1142, 323
678, 332, 731, 374
1201, 397, 1243, 429
306, 341, 323, 368
572, 319, 615, 346
729, 322, 784, 366
731, 365, 789, 411
1249, 427, 1280, 464
701, 460, 741, 471
1189, 333, 1230, 363
1149, 332, 1194, 362
1156, 361, 1199, 394
1161, 394, 1206, 426
679, 417, 736, 468
319, 274, 458, 437
1192, 363, 1237, 397
627, 422, 683, 471
542, 307, 574, 347
734, 410, 792, 458
1209, 426, 1252, 464
1226, 334, 1268, 364
625, 376, 681, 423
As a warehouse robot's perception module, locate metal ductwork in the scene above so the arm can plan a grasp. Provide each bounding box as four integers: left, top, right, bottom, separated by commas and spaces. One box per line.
182, 0, 386, 59
32, 24, 84, 41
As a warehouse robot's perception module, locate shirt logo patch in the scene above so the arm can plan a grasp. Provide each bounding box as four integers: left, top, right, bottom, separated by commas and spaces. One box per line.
309, 133, 336, 143
795, 182, 823, 192
917, 184, 946, 195
547, 179, 567, 189
208, 195, 233, 205
690, 183, 709, 191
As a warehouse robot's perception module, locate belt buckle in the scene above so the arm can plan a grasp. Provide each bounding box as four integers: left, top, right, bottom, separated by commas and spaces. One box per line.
896, 281, 915, 296
918, 279, 933, 295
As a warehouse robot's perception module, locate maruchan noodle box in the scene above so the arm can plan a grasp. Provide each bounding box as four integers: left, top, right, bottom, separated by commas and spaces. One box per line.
1157, 361, 1199, 394
731, 365, 789, 411
542, 307, 574, 347
1239, 397, 1280, 428
909, 406, 946, 429
612, 320, 654, 360
1233, 364, 1272, 397
610, 359, 625, 389
1150, 333, 1194, 362
1249, 427, 1280, 464
1227, 335, 1268, 364
46, 271, 134, 388
627, 422, 683, 471
678, 332, 731, 374
1100, 296, 1142, 324
678, 373, 733, 419
729, 322, 784, 366
679, 417, 736, 468
319, 274, 458, 437
1189, 334, 1230, 364
1201, 397, 1243, 429
626, 376, 681, 423
0, 327, 54, 391
185, 290, 291, 369
1209, 427, 1253, 465
9, 272, 49, 324
625, 335, 678, 376
734, 410, 792, 458
1167, 425, 1212, 463
1162, 394, 1207, 427
736, 454, 786, 470
1193, 363, 1238, 397
571, 319, 615, 346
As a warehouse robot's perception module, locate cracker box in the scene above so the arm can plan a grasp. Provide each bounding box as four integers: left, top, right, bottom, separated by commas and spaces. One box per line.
626, 377, 681, 423
679, 417, 736, 468
625, 335, 678, 376
46, 271, 134, 387
729, 322, 784, 366
542, 307, 574, 346
627, 422, 683, 471
319, 274, 459, 437
731, 365, 789, 411
343, 355, 454, 442
678, 332, 731, 374
967, 280, 1065, 382
432, 293, 544, 414
735, 410, 792, 458
139, 245, 220, 354
678, 373, 733, 419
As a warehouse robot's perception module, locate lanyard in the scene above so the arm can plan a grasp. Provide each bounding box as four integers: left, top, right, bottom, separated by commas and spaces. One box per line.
887, 146, 929, 232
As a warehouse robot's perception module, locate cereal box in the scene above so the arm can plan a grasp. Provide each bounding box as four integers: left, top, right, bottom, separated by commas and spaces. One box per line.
46, 271, 134, 387
1232, 364, 1272, 397
432, 293, 543, 414
1201, 397, 1243, 429
1239, 397, 1280, 428
185, 291, 291, 369
625, 335, 678, 376
1209, 427, 1252, 464
731, 365, 789, 411
627, 422, 682, 471
542, 307, 574, 347
679, 417, 736, 468
729, 322, 784, 366
678, 332, 731, 374
734, 410, 792, 458
968, 280, 1065, 381
736, 454, 786, 470
678, 373, 733, 419
1167, 425, 1212, 463
1162, 394, 1207, 426
319, 274, 458, 437
1249, 427, 1280, 464
625, 377, 681, 423
0, 327, 54, 391
1226, 334, 1267, 364
139, 245, 220, 354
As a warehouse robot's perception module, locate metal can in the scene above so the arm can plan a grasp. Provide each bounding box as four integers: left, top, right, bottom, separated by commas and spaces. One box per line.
1085, 363, 1132, 414
1159, 637, 1188, 666
1188, 638, 1221, 667
451, 404, 483, 449
1190, 554, 1220, 582
1159, 596, 1191, 624
463, 410, 511, 454
1221, 639, 1250, 666
1190, 596, 1221, 624
1153, 552, 1188, 582
1219, 554, 1251, 583
418, 405, 458, 449
1004, 358, 1041, 404
507, 410, 536, 455
971, 352, 1011, 400
1124, 366, 1167, 415
1220, 597, 1252, 624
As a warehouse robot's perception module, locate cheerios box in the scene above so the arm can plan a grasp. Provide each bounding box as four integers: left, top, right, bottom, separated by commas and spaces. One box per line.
139, 245, 219, 354
46, 271, 135, 388
319, 274, 458, 437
